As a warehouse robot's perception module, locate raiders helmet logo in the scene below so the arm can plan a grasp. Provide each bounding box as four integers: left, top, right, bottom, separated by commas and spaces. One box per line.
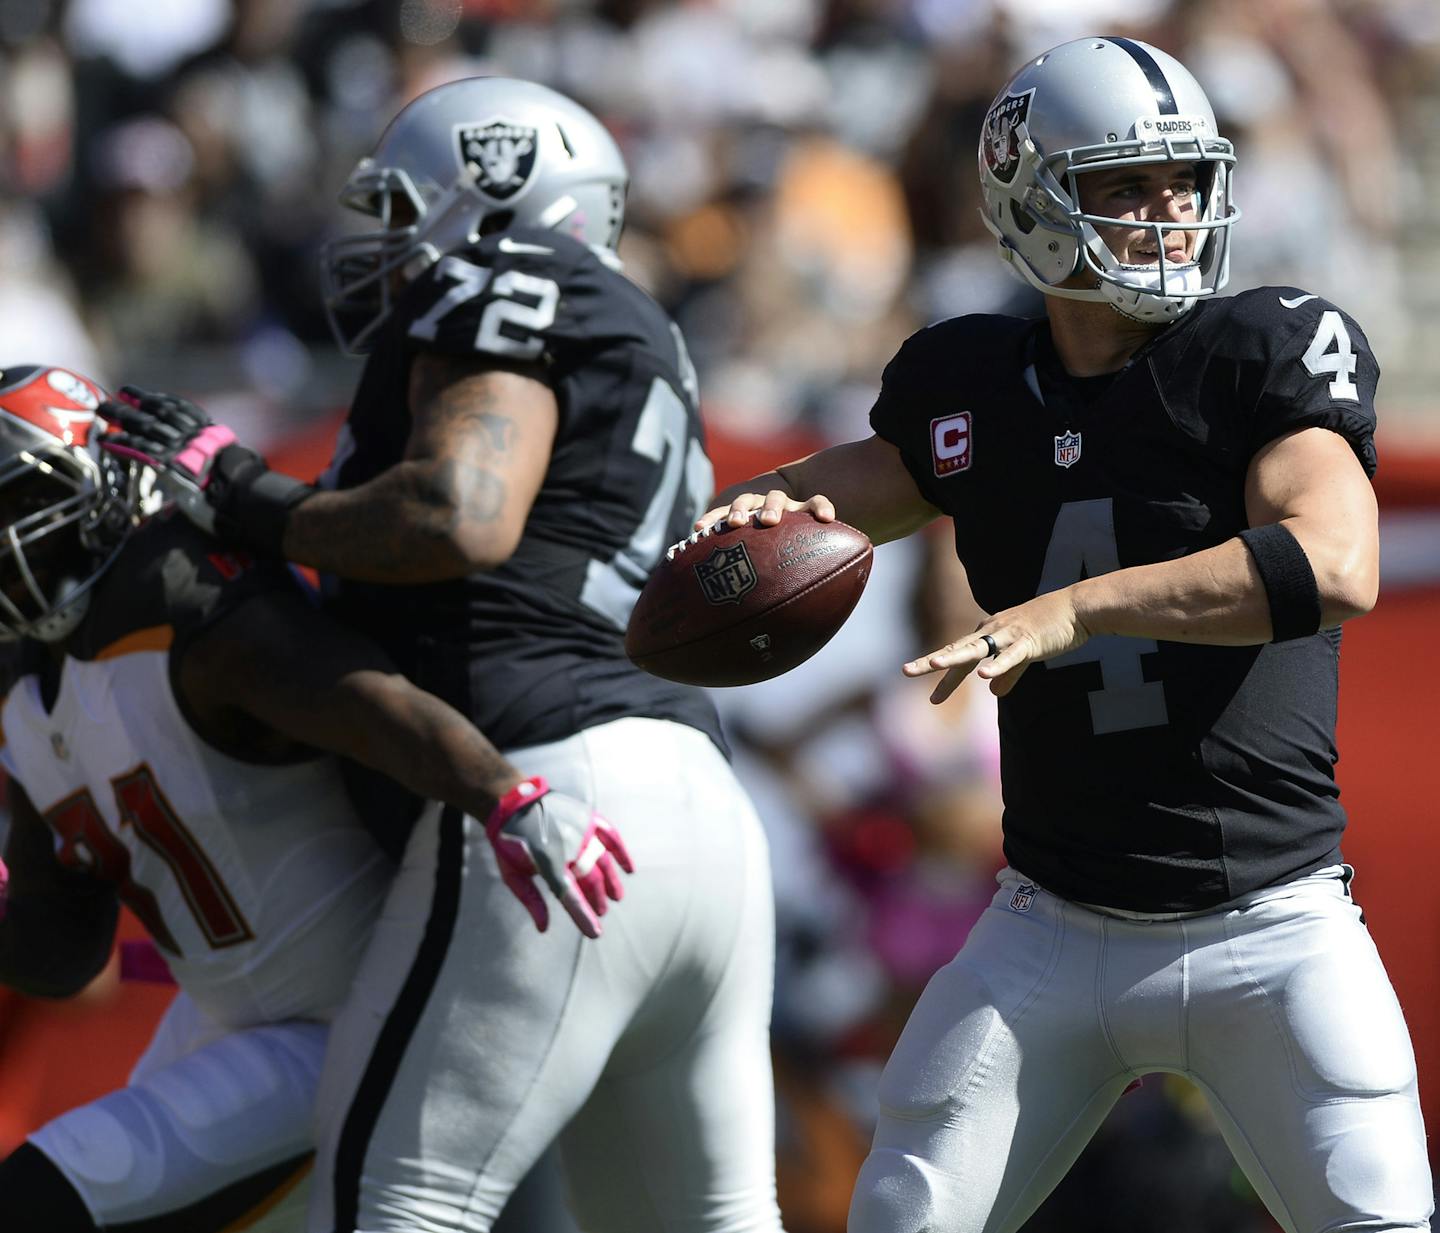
457, 119, 539, 200
981, 90, 1034, 185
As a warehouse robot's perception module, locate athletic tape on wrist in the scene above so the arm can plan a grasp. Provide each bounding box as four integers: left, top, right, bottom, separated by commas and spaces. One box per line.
211, 447, 315, 557
1238, 523, 1322, 642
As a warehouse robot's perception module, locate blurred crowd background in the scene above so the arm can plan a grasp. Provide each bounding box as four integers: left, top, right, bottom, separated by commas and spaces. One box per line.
2, 0, 1439, 1229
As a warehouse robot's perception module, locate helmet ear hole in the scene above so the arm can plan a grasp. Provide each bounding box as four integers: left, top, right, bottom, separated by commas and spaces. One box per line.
479, 211, 515, 237
1009, 200, 1038, 236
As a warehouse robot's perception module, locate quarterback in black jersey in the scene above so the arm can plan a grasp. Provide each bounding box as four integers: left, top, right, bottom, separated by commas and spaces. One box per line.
105, 80, 783, 1233
702, 36, 1432, 1233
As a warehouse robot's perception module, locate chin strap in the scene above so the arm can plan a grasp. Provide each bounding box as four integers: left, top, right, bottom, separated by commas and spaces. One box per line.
1100, 263, 1203, 323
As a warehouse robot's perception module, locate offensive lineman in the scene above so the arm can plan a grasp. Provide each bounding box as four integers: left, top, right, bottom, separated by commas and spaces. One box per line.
101, 80, 784, 1233
0, 363, 626, 1231
694, 36, 1432, 1232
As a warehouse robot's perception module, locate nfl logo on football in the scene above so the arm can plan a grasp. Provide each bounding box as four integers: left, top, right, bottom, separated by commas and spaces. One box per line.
695, 543, 758, 605
1053, 430, 1082, 469
930, 412, 972, 477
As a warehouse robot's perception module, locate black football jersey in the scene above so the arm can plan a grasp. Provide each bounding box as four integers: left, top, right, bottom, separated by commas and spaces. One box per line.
871, 288, 1379, 911
323, 227, 724, 755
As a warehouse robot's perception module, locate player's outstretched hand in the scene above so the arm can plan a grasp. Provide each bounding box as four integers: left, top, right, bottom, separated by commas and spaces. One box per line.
100, 386, 312, 557
485, 777, 634, 939
0, 853, 8, 924
100, 386, 234, 535
903, 589, 1093, 704
693, 490, 836, 534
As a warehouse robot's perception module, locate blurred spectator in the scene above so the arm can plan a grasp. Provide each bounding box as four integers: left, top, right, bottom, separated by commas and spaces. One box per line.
0, 201, 104, 377
63, 0, 231, 82
80, 114, 260, 364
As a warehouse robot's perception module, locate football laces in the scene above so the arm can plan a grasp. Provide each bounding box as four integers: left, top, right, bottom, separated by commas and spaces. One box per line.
665, 509, 758, 561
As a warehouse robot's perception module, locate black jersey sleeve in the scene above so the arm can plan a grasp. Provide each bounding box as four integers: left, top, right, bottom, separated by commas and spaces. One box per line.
392, 228, 620, 382
869, 324, 949, 506
869, 316, 1024, 508
1224, 288, 1380, 477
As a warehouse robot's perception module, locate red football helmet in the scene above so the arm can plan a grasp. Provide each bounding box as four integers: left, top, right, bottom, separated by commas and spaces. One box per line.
0, 366, 139, 641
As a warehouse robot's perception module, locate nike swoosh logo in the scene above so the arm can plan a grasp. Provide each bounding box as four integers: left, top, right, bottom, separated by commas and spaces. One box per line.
1279, 294, 1318, 309
498, 237, 554, 255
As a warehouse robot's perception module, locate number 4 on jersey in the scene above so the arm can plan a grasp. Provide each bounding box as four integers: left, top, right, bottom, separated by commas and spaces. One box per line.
1300, 310, 1359, 401
1037, 499, 1169, 735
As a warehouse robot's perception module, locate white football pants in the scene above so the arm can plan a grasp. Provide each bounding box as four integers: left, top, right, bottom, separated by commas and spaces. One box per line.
31, 992, 319, 1231
308, 717, 783, 1233
849, 865, 1433, 1233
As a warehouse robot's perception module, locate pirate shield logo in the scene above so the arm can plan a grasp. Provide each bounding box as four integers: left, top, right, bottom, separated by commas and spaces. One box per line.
981, 89, 1034, 185
457, 118, 539, 200
694, 542, 758, 605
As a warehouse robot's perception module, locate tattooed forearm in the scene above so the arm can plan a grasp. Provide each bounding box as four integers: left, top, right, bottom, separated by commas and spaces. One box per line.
282, 460, 508, 582
279, 351, 557, 582
428, 460, 507, 527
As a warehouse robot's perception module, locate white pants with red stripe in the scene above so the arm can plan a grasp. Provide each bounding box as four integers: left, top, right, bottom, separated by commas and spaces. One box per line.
848, 865, 1433, 1233
308, 717, 782, 1233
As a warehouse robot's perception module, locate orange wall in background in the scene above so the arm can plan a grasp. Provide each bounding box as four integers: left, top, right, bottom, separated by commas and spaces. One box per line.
1332, 584, 1440, 1147
0, 909, 174, 1155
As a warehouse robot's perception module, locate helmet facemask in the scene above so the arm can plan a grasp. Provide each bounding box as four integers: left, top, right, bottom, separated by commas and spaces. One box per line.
0, 366, 141, 642
320, 164, 429, 356
0, 445, 136, 642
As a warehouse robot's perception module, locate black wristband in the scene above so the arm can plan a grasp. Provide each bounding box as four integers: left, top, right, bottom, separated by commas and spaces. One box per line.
1239, 523, 1322, 642
208, 445, 315, 558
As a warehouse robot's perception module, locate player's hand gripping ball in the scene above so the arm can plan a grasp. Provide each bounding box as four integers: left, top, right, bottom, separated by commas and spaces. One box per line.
626, 510, 872, 687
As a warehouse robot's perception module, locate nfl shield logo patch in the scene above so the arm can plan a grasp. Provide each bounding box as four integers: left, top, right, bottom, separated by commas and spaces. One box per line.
1010, 883, 1038, 913
695, 543, 758, 605
1053, 430, 1082, 468
930, 412, 972, 477
457, 119, 538, 200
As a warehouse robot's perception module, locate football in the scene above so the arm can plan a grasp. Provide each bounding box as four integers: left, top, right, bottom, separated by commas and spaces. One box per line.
626, 511, 873, 687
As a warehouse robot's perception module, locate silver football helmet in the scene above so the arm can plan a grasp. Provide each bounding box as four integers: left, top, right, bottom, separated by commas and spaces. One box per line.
978, 37, 1239, 323
322, 77, 629, 354
0, 366, 139, 642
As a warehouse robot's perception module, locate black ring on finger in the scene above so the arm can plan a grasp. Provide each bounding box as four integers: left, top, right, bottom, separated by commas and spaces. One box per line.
980, 634, 999, 658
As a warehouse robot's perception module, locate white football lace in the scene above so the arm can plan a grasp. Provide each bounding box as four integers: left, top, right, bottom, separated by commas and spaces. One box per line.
664, 509, 758, 560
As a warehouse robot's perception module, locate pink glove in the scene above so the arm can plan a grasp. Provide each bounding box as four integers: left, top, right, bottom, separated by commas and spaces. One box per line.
0, 853, 8, 924
485, 777, 634, 939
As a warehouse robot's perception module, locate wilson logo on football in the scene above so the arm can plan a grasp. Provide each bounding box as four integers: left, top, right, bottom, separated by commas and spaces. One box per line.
458, 119, 538, 200
930, 412, 972, 477
694, 542, 758, 605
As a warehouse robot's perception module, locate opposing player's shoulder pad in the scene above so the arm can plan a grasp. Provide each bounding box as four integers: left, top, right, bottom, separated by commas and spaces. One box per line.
396, 228, 599, 366
70, 514, 299, 661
